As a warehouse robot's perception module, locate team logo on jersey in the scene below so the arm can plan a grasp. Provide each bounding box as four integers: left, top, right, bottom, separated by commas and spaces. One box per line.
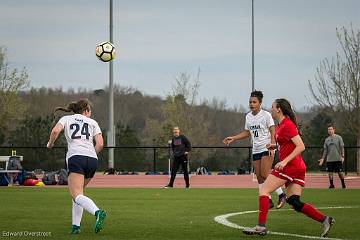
249, 125, 261, 130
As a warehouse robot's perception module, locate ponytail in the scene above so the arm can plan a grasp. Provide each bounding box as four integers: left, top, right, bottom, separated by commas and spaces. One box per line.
52, 99, 91, 121
275, 98, 302, 136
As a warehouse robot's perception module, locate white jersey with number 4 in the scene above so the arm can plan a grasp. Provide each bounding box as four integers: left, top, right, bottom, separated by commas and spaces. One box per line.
58, 114, 102, 160
244, 109, 275, 154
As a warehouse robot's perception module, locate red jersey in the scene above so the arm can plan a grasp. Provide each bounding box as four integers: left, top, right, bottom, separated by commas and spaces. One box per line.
276, 117, 305, 168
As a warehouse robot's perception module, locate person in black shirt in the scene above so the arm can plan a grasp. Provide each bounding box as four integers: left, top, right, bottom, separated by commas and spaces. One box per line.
164, 126, 192, 188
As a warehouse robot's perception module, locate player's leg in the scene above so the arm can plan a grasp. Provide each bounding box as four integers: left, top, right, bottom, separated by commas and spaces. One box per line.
243, 174, 286, 235
286, 183, 334, 237
180, 155, 190, 188
260, 153, 286, 209
166, 157, 180, 187
253, 159, 273, 208
336, 162, 346, 188
327, 162, 335, 188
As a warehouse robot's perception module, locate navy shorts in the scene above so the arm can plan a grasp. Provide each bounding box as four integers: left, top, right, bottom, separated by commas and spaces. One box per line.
67, 155, 98, 179
326, 161, 343, 173
252, 151, 269, 161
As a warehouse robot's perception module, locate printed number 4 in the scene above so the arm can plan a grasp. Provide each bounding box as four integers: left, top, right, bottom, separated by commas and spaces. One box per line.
70, 123, 90, 140
252, 130, 259, 138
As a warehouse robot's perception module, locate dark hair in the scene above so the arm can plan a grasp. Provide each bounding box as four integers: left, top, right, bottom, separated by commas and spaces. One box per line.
327, 123, 335, 129
250, 90, 263, 103
53, 99, 91, 116
275, 98, 301, 135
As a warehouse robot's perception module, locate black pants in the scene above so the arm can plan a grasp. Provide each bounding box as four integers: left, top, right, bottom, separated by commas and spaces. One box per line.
168, 155, 190, 187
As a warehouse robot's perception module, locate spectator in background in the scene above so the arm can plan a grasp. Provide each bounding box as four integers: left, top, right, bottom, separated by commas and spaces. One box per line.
319, 124, 346, 189
164, 126, 191, 188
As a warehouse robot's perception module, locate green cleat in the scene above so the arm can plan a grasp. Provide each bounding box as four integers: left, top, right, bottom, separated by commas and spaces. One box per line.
70, 225, 81, 234
94, 210, 107, 233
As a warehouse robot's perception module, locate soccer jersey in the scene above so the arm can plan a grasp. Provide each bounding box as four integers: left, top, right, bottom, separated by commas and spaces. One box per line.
275, 117, 305, 168
58, 114, 102, 160
272, 117, 306, 187
323, 134, 344, 162
245, 109, 275, 154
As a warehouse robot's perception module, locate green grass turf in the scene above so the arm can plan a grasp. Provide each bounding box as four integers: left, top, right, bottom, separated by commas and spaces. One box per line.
0, 187, 359, 240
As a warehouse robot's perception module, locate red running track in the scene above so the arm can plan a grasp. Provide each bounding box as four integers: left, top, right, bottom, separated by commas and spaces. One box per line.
85, 173, 360, 189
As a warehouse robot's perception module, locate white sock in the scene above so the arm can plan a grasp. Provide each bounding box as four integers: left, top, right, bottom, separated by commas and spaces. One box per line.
74, 195, 99, 216
275, 187, 284, 196
72, 200, 83, 226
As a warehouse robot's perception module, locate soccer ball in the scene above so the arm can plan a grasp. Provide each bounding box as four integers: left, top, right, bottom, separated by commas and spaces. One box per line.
95, 42, 116, 62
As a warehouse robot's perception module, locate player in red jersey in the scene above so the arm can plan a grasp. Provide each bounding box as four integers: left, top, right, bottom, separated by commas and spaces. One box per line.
243, 98, 335, 237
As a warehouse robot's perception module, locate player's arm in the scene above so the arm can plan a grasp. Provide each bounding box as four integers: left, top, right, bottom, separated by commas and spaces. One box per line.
223, 130, 250, 146
94, 133, 104, 154
274, 135, 305, 171
268, 125, 276, 156
183, 136, 191, 154
339, 136, 345, 163
47, 123, 64, 148
319, 142, 327, 166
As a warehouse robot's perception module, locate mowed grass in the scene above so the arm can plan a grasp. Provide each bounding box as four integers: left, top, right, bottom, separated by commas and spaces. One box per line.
0, 187, 359, 240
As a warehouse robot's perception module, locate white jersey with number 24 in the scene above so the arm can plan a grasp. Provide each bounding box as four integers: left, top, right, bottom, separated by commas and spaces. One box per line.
244, 109, 275, 154
58, 114, 102, 160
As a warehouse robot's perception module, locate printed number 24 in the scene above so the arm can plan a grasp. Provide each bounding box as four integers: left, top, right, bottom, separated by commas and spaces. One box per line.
70, 123, 90, 140
252, 130, 259, 138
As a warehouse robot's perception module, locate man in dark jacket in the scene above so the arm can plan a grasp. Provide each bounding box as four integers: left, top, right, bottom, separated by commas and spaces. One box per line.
164, 126, 191, 188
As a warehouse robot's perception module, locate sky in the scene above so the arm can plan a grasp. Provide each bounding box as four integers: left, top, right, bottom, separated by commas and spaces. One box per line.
1, 0, 359, 110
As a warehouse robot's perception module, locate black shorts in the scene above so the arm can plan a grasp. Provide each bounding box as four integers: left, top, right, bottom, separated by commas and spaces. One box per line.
326, 161, 343, 172
252, 151, 269, 161
67, 155, 98, 179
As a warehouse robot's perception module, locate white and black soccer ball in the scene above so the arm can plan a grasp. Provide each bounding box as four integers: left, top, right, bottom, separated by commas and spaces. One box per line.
95, 42, 116, 62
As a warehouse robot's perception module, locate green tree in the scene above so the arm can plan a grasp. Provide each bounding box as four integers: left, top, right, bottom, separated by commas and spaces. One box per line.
115, 123, 145, 171
0, 47, 29, 143
8, 115, 66, 170
308, 26, 360, 174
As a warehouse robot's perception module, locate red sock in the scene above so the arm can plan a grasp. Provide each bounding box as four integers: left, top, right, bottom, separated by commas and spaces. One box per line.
301, 203, 326, 222
258, 195, 269, 226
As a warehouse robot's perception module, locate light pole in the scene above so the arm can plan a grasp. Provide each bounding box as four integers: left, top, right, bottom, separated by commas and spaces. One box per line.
108, 0, 115, 170
251, 0, 255, 92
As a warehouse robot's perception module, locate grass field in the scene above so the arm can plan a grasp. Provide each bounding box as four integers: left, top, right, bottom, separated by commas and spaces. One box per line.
0, 187, 359, 240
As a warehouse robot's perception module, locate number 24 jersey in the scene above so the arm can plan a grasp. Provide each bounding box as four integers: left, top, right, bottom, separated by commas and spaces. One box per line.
58, 114, 102, 160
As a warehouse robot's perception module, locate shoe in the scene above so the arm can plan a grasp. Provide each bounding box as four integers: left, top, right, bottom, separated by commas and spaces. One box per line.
70, 225, 81, 234
342, 185, 346, 189
269, 199, 274, 209
320, 216, 335, 237
329, 185, 335, 189
243, 225, 267, 236
94, 210, 107, 233
163, 185, 173, 188
276, 193, 287, 209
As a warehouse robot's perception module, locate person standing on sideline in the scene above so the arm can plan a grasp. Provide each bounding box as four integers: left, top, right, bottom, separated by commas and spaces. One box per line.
47, 99, 107, 234
164, 127, 192, 188
319, 124, 346, 189
223, 91, 286, 209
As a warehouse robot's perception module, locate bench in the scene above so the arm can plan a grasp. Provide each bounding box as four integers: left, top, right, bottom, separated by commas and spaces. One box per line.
0, 156, 24, 185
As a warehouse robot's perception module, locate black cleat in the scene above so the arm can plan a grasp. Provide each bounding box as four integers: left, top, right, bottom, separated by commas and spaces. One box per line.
269, 198, 274, 209
276, 193, 286, 209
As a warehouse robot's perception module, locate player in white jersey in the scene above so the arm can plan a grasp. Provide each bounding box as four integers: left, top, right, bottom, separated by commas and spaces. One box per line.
47, 99, 106, 234
223, 91, 286, 209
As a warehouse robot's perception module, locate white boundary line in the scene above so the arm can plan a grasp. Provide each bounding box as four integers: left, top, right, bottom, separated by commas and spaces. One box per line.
214, 206, 359, 240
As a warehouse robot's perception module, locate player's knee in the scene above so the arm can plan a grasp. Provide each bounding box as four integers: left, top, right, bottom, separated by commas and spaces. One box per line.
286, 195, 304, 212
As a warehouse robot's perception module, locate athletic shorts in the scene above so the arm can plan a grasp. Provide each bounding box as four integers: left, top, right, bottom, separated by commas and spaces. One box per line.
67, 155, 98, 179
271, 165, 306, 188
252, 151, 269, 161
326, 161, 343, 173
